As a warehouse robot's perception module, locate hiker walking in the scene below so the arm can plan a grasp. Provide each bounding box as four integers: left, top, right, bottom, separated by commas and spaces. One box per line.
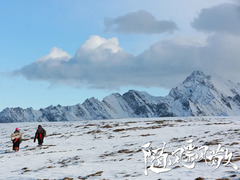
34, 125, 46, 146
11, 128, 23, 152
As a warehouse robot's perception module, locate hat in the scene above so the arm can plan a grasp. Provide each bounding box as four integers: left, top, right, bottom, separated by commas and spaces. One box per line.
16, 128, 19, 131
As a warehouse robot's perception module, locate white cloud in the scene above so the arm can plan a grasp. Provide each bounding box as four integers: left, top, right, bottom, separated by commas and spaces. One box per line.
13, 36, 132, 88
37, 47, 72, 63
13, 32, 240, 89
80, 35, 122, 53
75, 35, 124, 63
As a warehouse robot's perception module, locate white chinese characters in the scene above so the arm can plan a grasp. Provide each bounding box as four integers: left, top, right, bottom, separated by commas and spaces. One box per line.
142, 139, 238, 175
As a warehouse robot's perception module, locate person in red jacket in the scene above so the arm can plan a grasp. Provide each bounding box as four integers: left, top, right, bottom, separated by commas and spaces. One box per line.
11, 128, 23, 152
34, 125, 46, 146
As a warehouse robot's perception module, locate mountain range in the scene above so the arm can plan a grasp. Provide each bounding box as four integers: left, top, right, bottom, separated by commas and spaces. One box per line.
1, 70, 240, 123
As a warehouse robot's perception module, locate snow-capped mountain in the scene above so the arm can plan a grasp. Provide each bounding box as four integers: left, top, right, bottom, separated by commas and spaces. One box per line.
1, 71, 240, 123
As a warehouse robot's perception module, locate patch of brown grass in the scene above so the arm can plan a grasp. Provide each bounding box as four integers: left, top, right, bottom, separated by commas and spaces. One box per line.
21, 167, 32, 173
230, 142, 239, 146
101, 124, 112, 128
140, 133, 155, 137
78, 171, 103, 179
63, 177, 73, 180
203, 139, 221, 146
100, 148, 141, 159
195, 177, 205, 180
175, 119, 186, 123
87, 130, 102, 134
113, 125, 163, 132
47, 133, 62, 137
118, 149, 134, 154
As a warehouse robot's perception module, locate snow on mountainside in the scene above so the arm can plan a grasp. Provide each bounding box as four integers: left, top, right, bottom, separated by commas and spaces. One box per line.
168, 71, 240, 116
1, 71, 240, 123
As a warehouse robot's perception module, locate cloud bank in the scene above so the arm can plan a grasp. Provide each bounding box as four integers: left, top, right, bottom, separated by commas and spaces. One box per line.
13, 4, 240, 89
104, 10, 178, 34
14, 34, 240, 89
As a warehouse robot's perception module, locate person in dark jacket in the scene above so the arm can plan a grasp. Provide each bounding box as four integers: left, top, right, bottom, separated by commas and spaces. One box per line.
11, 128, 23, 152
34, 125, 46, 146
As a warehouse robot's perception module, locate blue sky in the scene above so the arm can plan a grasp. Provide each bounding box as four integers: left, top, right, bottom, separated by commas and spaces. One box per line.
1, 0, 239, 111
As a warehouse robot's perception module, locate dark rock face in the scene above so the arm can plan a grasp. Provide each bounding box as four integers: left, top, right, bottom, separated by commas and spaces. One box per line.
1, 71, 240, 123
154, 103, 174, 117
233, 94, 240, 107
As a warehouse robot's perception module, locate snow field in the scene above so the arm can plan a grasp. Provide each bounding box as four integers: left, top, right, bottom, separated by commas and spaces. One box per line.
0, 117, 240, 179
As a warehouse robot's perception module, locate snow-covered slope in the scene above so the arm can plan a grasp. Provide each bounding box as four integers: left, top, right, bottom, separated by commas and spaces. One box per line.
168, 71, 240, 116
0, 107, 43, 123
1, 71, 240, 123
1, 117, 240, 179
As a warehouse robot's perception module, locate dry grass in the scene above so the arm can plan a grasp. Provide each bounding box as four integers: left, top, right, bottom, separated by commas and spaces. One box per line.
78, 171, 103, 179
101, 124, 113, 128
113, 125, 163, 132
87, 130, 102, 134
195, 177, 205, 180
203, 139, 222, 146
140, 133, 156, 137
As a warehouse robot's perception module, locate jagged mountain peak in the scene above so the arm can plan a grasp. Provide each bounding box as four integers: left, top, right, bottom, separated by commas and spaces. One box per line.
189, 70, 208, 78
169, 71, 214, 100
183, 70, 211, 85
124, 89, 142, 95
167, 71, 240, 116
1, 70, 240, 123
124, 89, 159, 99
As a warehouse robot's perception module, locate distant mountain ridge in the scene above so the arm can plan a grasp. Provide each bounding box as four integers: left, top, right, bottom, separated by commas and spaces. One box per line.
1, 71, 240, 123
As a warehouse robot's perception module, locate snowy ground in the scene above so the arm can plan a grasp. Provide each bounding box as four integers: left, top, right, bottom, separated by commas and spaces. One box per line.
1, 116, 240, 180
